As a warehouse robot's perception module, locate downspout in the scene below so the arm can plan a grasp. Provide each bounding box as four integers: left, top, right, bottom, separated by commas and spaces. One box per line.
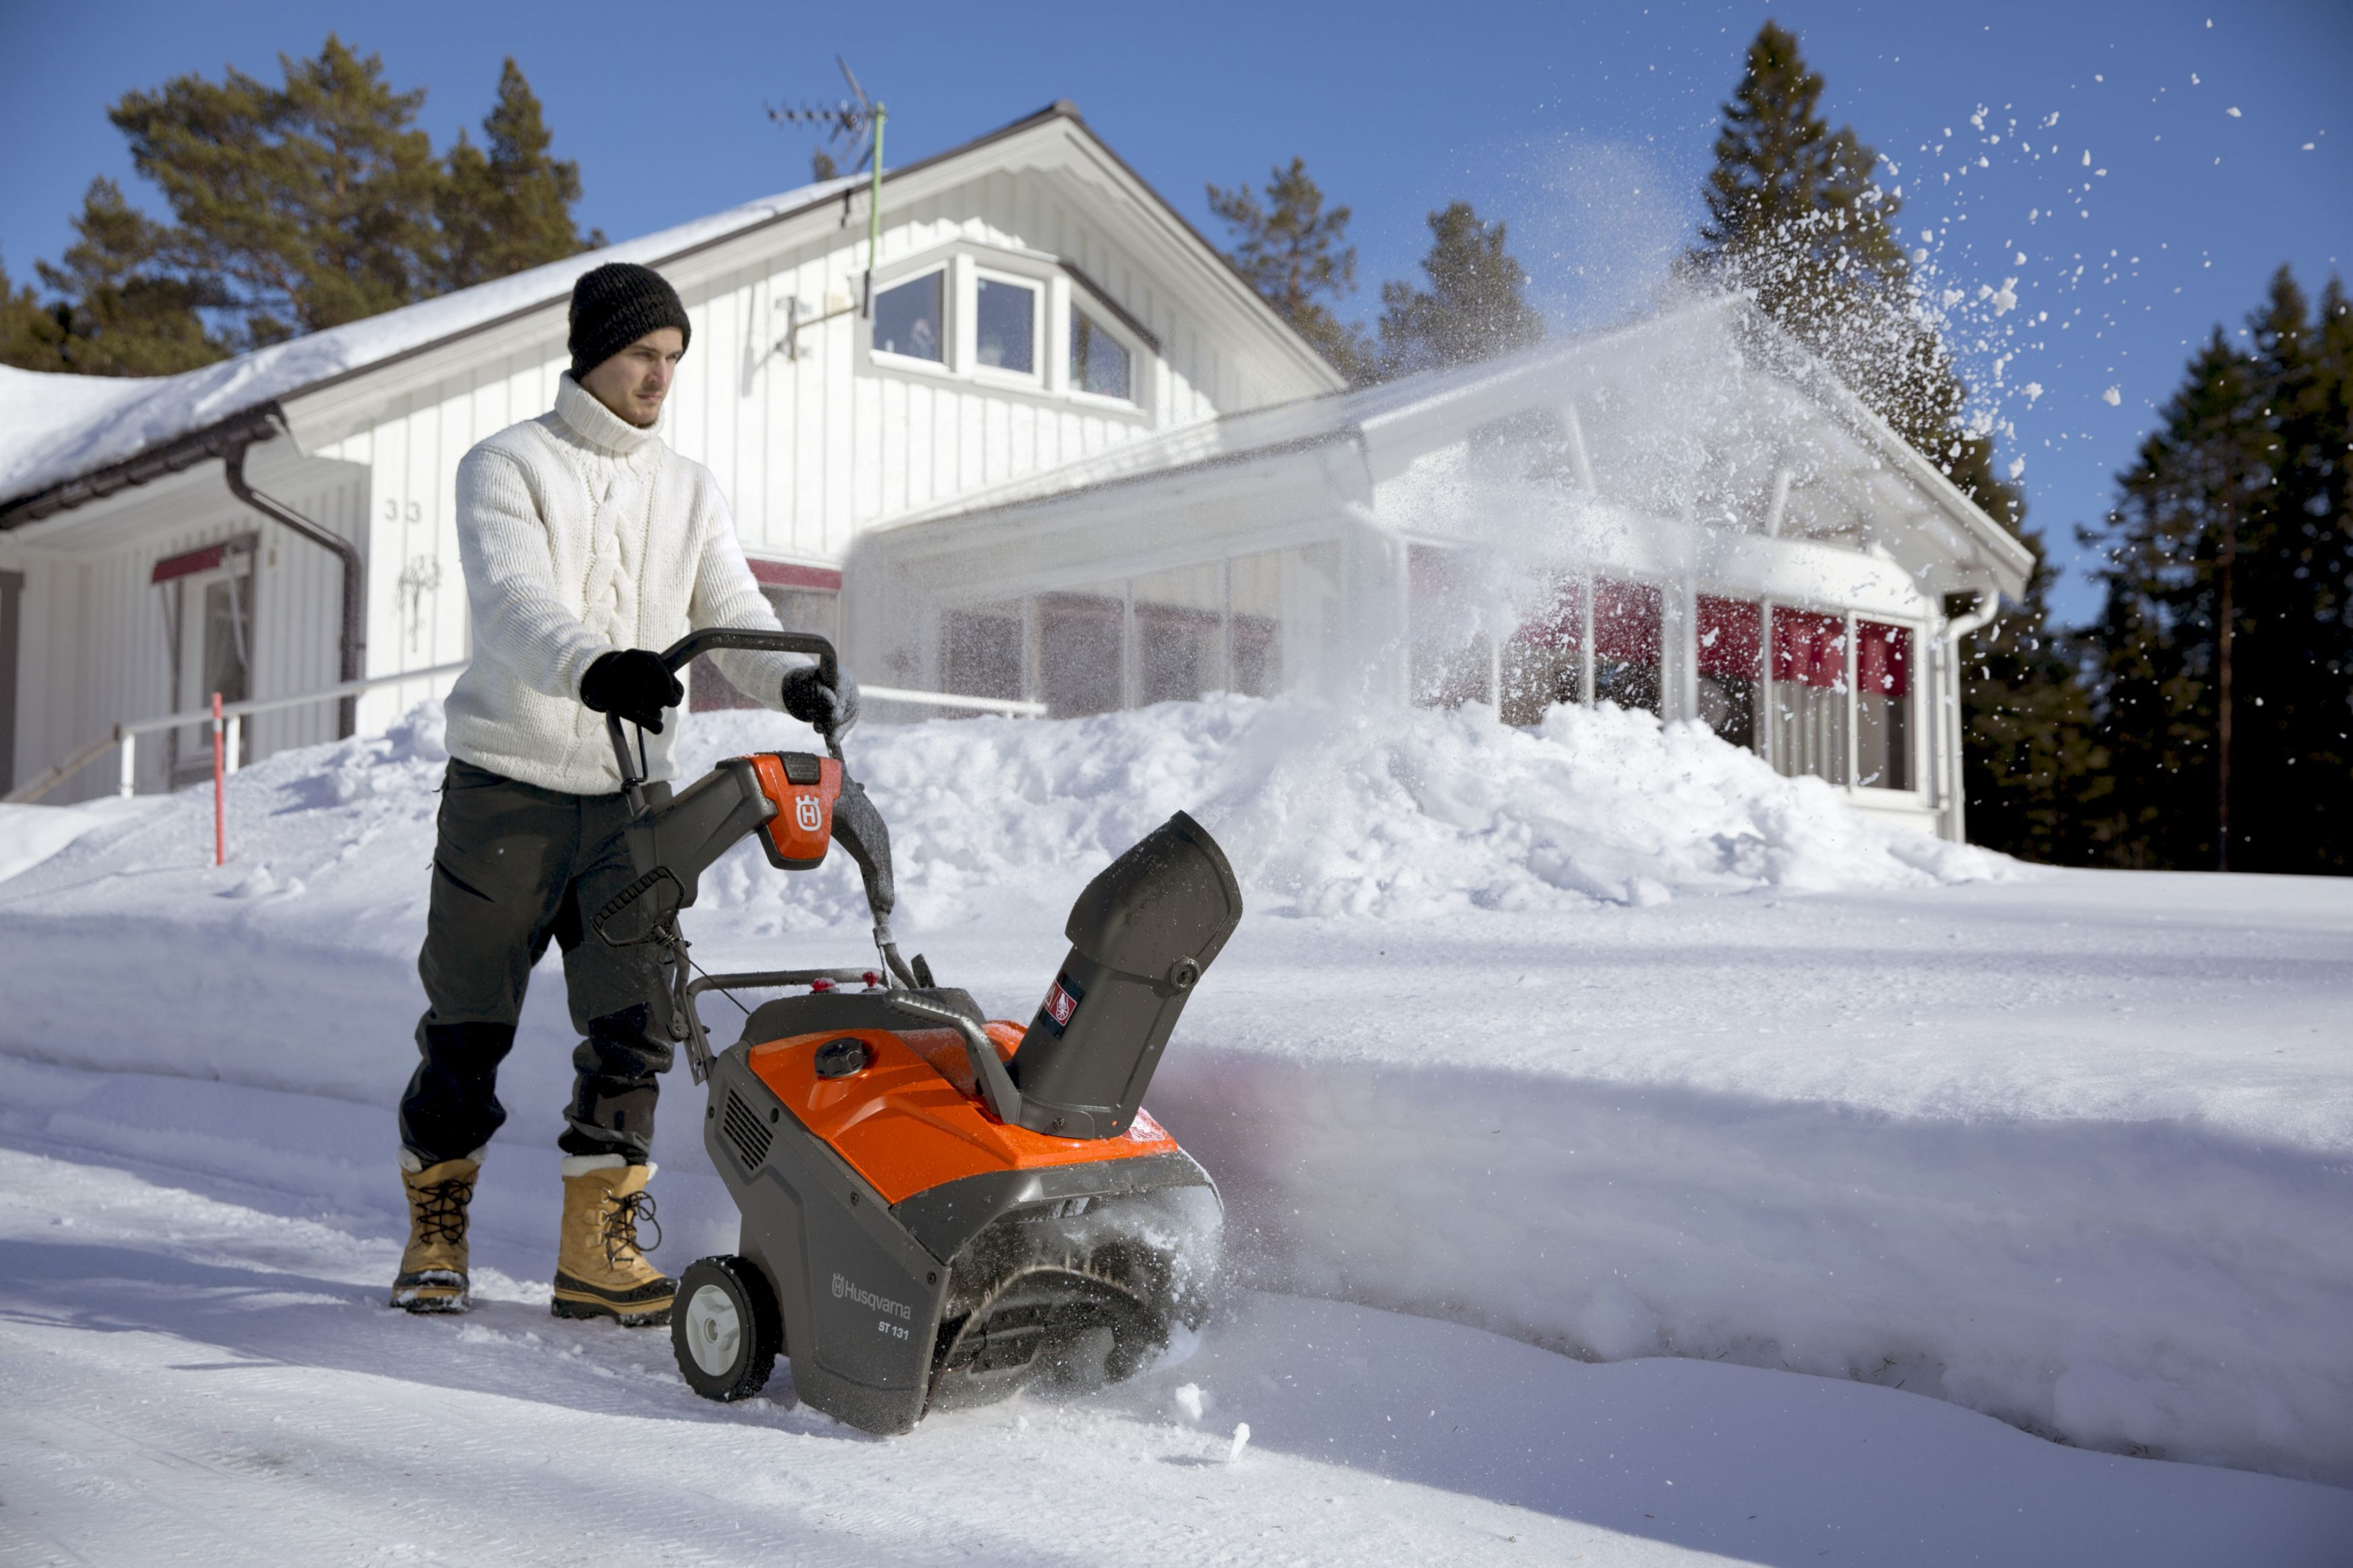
226, 437, 365, 738
1938, 591, 1999, 844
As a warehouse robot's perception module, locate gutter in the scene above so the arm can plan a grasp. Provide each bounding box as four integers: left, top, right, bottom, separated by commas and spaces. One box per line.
226, 429, 365, 738
1937, 590, 2001, 843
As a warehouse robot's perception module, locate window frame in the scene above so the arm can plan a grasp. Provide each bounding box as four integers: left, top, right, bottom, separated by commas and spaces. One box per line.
867, 265, 953, 375
855, 243, 1154, 418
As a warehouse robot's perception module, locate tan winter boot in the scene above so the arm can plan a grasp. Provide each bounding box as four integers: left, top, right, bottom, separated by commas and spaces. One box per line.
392, 1153, 479, 1313
551, 1156, 674, 1326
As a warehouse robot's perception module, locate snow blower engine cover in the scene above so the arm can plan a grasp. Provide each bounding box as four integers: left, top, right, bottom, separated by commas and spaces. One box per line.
1012, 811, 1242, 1139
745, 751, 841, 870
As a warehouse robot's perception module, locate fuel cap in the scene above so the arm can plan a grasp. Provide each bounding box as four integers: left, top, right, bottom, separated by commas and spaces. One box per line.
813, 1036, 872, 1078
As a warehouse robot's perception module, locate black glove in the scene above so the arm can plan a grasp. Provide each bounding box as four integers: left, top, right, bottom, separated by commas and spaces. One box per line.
579, 649, 684, 734
782, 662, 859, 737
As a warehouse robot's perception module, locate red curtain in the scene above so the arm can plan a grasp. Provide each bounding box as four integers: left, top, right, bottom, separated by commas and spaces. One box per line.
1593, 579, 1661, 665
1696, 595, 1761, 679
1771, 610, 1846, 690
1857, 620, 1910, 698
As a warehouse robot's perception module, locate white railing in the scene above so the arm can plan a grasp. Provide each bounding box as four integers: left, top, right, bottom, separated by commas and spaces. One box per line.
5, 665, 1045, 806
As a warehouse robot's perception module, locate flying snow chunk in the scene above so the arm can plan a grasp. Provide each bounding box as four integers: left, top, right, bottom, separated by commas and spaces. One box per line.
1990, 279, 2019, 316
2024, 382, 2045, 404
1174, 1383, 1205, 1423
2103, 386, 2123, 407
1943, 289, 1965, 308
1228, 1423, 1252, 1464
2015, 251, 2027, 264
2010, 457, 2027, 479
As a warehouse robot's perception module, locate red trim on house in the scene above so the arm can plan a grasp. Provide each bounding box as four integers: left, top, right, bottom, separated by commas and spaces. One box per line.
152, 543, 229, 584
748, 559, 842, 592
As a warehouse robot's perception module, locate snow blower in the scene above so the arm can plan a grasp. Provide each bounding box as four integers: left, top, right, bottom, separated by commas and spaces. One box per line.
588, 629, 1238, 1436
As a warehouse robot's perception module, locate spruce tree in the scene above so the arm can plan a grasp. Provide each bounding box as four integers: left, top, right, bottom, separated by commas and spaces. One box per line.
1686, 20, 2017, 527
1208, 159, 1371, 382
0, 251, 65, 370
107, 35, 445, 345
2085, 270, 2353, 873
438, 59, 599, 290
1374, 201, 1543, 378
31, 178, 226, 375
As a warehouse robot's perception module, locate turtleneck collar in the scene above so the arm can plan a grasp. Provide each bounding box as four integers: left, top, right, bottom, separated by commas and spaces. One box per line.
554, 372, 662, 456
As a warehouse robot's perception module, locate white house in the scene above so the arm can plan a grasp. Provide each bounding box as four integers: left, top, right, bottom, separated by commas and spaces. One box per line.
0, 101, 2028, 840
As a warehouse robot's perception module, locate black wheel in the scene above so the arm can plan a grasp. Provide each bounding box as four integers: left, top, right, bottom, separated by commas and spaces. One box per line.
671, 1255, 780, 1402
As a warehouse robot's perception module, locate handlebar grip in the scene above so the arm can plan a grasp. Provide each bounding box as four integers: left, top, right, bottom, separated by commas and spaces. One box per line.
657, 628, 837, 692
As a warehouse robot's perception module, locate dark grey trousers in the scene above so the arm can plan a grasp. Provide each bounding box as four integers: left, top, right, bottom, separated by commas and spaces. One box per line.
401, 759, 675, 1165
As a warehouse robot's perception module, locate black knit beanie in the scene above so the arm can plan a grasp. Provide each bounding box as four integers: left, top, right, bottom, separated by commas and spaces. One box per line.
568, 262, 692, 379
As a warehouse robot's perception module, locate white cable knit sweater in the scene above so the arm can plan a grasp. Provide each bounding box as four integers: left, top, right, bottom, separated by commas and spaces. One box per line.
443, 374, 801, 795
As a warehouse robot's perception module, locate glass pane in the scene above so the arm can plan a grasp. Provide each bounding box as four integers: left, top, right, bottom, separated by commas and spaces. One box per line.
1855, 620, 1913, 790
1134, 565, 1222, 705
975, 278, 1036, 373
1228, 552, 1285, 698
873, 272, 943, 362
943, 605, 1024, 701
1592, 579, 1662, 716
1696, 595, 1761, 751
1769, 609, 1849, 783
1070, 307, 1131, 398
1503, 573, 1582, 726
1038, 590, 1124, 716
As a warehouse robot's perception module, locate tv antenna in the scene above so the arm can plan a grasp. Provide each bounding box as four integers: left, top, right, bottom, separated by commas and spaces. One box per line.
772, 57, 887, 318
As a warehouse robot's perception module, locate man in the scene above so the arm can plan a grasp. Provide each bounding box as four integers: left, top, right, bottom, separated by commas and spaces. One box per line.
390, 262, 854, 1325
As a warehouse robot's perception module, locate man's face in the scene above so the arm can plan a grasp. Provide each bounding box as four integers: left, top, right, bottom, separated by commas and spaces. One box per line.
580, 326, 685, 427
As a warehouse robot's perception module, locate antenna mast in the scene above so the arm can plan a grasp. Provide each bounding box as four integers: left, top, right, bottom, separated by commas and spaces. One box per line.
771, 57, 888, 318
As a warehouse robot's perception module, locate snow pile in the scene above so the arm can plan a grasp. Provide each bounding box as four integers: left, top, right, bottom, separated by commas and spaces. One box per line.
671, 695, 2010, 933
5, 700, 2349, 1489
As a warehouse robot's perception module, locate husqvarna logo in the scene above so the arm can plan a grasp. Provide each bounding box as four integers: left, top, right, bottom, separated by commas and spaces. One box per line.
831, 1272, 911, 1320
795, 795, 823, 832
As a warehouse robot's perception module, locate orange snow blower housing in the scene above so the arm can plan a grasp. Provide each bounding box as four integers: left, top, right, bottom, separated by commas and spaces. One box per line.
588, 629, 1237, 1435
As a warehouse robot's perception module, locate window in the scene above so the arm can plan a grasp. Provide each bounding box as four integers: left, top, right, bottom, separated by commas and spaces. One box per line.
974, 277, 1036, 373
1855, 620, 1913, 790
873, 271, 943, 362
1769, 609, 1847, 784
160, 553, 254, 785
1696, 595, 1762, 751
1039, 590, 1124, 717
1502, 573, 1584, 726
1069, 307, 1131, 398
943, 606, 1023, 701
1593, 579, 1663, 716
1134, 565, 1223, 705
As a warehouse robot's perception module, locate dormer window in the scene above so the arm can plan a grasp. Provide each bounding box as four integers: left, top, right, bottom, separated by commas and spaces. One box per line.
873, 271, 944, 362
858, 248, 1151, 415
974, 276, 1038, 373
1069, 307, 1130, 399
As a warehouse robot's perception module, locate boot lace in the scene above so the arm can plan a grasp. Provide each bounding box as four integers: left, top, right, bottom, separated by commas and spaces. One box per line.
414, 1175, 474, 1246
601, 1189, 662, 1267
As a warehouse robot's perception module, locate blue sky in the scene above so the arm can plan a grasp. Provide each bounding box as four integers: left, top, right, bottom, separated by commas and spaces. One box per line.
3, 0, 2345, 623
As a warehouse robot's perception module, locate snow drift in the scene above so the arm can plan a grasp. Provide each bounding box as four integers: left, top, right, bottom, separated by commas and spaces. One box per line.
4, 698, 2349, 1489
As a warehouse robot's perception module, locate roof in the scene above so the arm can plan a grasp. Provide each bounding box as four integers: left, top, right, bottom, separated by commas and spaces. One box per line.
0, 174, 853, 519
2, 101, 1340, 524
875, 294, 2036, 599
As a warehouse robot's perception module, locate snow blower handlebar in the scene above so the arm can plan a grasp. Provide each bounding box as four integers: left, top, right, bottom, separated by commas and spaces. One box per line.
604, 627, 846, 814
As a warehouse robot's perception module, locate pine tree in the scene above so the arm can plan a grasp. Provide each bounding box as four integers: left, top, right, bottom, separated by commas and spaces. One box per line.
107, 35, 445, 346
1208, 159, 1371, 382
438, 59, 599, 290
1374, 201, 1543, 378
29, 178, 226, 375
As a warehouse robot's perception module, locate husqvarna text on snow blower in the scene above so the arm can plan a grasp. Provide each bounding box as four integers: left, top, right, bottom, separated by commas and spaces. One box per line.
588, 629, 1238, 1435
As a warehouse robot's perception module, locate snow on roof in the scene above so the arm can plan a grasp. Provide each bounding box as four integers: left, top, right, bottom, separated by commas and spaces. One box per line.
0, 176, 854, 511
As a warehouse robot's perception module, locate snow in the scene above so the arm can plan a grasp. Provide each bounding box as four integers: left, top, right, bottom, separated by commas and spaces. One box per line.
0, 175, 851, 507
3, 697, 2351, 1560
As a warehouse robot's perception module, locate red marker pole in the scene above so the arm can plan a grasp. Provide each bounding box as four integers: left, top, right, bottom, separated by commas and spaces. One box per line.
211, 690, 226, 867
